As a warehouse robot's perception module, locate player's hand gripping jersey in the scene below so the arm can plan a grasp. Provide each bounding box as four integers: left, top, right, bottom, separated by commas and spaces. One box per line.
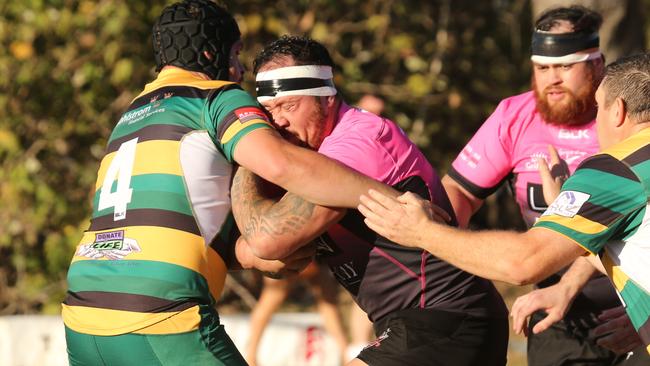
448, 91, 621, 312
449, 91, 599, 226
315, 104, 506, 322
62, 68, 272, 335
535, 127, 650, 351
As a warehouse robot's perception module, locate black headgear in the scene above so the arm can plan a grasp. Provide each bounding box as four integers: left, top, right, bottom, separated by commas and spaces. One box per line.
152, 0, 241, 80
531, 31, 599, 57
530, 30, 601, 65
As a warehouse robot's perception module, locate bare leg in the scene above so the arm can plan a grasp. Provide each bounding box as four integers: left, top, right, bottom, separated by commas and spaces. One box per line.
345, 357, 369, 366
346, 301, 373, 360
245, 277, 291, 366
306, 264, 349, 365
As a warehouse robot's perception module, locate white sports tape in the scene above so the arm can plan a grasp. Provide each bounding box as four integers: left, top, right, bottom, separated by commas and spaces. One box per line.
531, 50, 602, 65
255, 65, 337, 102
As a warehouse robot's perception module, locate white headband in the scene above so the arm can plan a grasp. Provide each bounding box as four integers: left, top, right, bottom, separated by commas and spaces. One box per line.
531, 50, 602, 65
255, 65, 337, 102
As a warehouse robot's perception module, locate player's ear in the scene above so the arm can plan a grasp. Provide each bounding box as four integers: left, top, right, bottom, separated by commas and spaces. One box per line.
613, 97, 626, 127
326, 95, 337, 109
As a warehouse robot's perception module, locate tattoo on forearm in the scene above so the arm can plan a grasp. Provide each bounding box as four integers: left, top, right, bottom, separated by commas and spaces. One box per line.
232, 168, 315, 241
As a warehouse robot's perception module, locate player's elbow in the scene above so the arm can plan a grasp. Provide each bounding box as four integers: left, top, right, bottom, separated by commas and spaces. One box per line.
500, 257, 546, 286
245, 235, 285, 260
506, 271, 537, 286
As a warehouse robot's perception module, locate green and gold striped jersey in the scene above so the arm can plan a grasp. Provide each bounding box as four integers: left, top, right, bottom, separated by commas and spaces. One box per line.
63, 68, 272, 336
535, 127, 650, 353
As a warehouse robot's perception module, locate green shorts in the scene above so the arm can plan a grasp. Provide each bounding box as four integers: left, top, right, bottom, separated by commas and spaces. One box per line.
65, 310, 246, 366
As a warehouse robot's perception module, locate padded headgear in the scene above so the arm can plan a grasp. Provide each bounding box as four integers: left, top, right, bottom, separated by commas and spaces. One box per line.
152, 0, 241, 80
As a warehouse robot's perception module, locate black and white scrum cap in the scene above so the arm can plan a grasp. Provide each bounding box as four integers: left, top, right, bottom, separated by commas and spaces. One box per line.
531, 30, 601, 65
255, 65, 337, 103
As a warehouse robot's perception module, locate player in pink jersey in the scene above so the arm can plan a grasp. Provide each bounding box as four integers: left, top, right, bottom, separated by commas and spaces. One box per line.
359, 52, 650, 363
449, 90, 598, 225
231, 36, 509, 366
442, 6, 648, 366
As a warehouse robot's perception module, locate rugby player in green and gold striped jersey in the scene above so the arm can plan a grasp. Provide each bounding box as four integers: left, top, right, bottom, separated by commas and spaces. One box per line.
62, 1, 397, 365
358, 53, 650, 356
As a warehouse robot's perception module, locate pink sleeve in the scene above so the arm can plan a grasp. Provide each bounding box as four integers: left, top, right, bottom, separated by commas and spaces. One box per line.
449, 100, 513, 198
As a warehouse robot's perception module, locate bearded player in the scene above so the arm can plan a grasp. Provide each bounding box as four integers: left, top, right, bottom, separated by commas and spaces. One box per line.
440, 5, 646, 366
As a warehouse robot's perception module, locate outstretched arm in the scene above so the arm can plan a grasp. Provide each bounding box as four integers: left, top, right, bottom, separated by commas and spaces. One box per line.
508, 144, 608, 332
441, 175, 484, 228
231, 166, 345, 260
509, 259, 641, 355
510, 256, 597, 335
358, 189, 584, 285
234, 128, 399, 208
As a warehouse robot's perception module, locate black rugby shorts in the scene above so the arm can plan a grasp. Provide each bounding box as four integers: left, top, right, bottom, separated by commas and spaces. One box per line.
356, 308, 508, 366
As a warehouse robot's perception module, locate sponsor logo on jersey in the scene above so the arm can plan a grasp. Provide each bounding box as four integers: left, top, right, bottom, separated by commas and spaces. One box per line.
332, 261, 361, 285
524, 150, 587, 171
234, 107, 269, 124
542, 190, 590, 218
558, 129, 590, 139
525, 152, 547, 170
563, 151, 587, 165
365, 328, 391, 349
76, 230, 141, 260
527, 182, 547, 212
117, 103, 166, 126
458, 144, 481, 169
118, 106, 152, 125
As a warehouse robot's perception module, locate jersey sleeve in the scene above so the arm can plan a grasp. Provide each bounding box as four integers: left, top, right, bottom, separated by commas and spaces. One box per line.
534, 154, 646, 255
448, 100, 513, 199
205, 86, 273, 163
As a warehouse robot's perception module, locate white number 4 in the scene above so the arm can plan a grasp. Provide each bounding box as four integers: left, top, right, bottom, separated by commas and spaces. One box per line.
98, 138, 138, 221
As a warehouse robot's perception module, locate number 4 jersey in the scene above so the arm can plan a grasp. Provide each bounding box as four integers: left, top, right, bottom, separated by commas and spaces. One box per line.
62, 68, 272, 335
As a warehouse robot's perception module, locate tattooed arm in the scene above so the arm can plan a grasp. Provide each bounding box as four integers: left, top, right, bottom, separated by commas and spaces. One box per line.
231, 167, 345, 260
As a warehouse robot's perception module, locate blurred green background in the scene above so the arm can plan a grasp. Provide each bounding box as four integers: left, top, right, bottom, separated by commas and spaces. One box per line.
1, 1, 649, 364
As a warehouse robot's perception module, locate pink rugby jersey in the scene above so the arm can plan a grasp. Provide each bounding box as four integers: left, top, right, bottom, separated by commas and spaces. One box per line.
316, 103, 507, 323
449, 91, 599, 226
449, 90, 622, 312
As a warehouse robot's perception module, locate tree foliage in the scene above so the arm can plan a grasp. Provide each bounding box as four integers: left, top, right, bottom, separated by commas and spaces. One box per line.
0, 0, 645, 313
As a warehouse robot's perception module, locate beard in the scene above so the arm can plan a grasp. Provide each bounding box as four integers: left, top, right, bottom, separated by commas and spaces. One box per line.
533, 65, 600, 126
309, 98, 327, 149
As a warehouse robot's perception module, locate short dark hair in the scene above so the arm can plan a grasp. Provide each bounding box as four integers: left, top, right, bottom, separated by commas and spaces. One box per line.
602, 53, 650, 123
253, 35, 335, 73
535, 5, 602, 33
